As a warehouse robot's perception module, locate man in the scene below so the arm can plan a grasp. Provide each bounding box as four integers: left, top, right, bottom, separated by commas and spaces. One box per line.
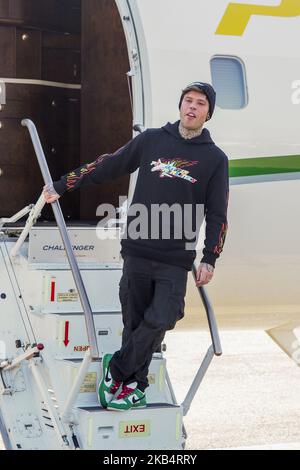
43, 81, 229, 412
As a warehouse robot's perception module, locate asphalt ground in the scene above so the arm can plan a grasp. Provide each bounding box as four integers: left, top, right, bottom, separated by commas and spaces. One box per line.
165, 326, 300, 450
1, 313, 300, 450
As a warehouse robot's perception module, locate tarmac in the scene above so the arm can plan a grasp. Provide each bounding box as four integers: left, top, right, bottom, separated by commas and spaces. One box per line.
165, 323, 300, 450
1, 312, 300, 450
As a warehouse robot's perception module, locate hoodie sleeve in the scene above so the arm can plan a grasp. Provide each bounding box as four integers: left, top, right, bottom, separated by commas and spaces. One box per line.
201, 154, 229, 268
53, 132, 146, 196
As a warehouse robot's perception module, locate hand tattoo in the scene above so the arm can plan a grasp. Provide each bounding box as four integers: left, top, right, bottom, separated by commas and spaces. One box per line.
200, 262, 214, 273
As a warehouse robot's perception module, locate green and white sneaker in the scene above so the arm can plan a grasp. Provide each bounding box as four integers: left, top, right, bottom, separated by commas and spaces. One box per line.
98, 354, 122, 408
107, 384, 146, 411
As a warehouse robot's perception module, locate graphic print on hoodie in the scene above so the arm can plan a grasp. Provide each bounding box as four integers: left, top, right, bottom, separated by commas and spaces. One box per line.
53, 121, 229, 270
150, 158, 198, 184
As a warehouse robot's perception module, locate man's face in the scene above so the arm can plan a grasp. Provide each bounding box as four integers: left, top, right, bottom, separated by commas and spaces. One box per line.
180, 90, 210, 130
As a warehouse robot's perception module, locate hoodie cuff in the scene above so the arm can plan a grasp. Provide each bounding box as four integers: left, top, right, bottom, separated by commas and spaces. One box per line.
53, 179, 67, 196
200, 252, 217, 268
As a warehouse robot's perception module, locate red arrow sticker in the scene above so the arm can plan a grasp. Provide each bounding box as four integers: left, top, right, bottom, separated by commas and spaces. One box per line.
64, 321, 70, 347
50, 280, 56, 302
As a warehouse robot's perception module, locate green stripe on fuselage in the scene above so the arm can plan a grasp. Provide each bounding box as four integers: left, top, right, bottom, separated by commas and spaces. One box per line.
229, 155, 300, 177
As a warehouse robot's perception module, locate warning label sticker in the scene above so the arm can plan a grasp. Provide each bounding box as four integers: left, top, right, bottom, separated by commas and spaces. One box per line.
74, 345, 89, 352
57, 292, 79, 302
80, 372, 97, 393
147, 374, 156, 385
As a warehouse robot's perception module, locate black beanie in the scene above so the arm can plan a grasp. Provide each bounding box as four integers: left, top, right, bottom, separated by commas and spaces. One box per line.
179, 82, 216, 119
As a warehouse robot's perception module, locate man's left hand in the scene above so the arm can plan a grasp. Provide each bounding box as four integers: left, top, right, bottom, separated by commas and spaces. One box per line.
195, 262, 214, 287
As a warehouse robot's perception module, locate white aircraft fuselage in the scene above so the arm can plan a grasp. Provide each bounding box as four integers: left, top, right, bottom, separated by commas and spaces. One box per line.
116, 0, 300, 316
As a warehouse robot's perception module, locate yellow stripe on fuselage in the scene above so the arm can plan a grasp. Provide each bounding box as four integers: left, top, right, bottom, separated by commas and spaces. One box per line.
216, 0, 300, 36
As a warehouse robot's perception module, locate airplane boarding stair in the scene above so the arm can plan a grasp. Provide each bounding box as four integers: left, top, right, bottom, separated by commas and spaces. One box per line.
0, 120, 222, 450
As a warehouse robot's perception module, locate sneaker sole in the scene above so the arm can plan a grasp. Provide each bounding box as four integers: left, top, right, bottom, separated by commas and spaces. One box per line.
107, 404, 147, 412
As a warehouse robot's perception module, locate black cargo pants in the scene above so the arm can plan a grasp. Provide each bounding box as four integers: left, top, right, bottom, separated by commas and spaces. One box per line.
109, 256, 188, 391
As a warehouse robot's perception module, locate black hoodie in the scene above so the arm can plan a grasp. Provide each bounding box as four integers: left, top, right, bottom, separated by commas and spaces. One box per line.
53, 121, 229, 270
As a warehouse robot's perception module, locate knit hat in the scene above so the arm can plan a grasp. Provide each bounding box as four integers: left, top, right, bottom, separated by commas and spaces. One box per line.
179, 82, 216, 119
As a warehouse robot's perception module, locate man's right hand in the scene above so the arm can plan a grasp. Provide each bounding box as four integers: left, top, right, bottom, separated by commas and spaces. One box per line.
43, 183, 60, 204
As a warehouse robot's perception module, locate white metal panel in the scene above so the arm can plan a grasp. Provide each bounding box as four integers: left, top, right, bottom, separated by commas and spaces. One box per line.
28, 227, 121, 266
1, 391, 62, 450
38, 270, 122, 314
77, 404, 183, 449
12, 257, 122, 314
0, 247, 33, 358
30, 313, 124, 360
128, 0, 300, 157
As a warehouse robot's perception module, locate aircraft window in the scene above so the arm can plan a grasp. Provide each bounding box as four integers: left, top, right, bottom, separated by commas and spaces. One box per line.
210, 56, 248, 109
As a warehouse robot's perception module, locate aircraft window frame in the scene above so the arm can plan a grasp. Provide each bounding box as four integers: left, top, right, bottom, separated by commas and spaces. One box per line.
210, 55, 248, 110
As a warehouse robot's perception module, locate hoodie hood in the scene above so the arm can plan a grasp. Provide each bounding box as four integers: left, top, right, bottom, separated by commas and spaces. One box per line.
162, 121, 214, 144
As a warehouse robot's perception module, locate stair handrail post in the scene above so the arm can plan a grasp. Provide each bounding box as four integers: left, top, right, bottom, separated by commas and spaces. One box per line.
181, 264, 223, 416
21, 119, 99, 359
192, 264, 222, 356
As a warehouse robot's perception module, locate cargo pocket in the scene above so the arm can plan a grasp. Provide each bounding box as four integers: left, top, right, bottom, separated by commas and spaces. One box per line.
169, 276, 187, 325
149, 273, 188, 332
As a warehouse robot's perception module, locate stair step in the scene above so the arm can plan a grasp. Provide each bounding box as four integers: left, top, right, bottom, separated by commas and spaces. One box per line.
53, 356, 173, 408
76, 404, 183, 450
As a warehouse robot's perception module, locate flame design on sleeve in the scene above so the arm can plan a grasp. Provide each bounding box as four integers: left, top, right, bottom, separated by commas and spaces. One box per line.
66, 154, 108, 190
214, 223, 228, 255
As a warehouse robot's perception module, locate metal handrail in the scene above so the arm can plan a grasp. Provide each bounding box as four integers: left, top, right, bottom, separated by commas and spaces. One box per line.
21, 119, 99, 360
180, 263, 222, 416
10, 195, 45, 257
0, 205, 34, 229
192, 264, 222, 356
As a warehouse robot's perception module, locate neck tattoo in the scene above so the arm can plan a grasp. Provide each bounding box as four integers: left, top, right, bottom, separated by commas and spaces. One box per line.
179, 122, 203, 140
